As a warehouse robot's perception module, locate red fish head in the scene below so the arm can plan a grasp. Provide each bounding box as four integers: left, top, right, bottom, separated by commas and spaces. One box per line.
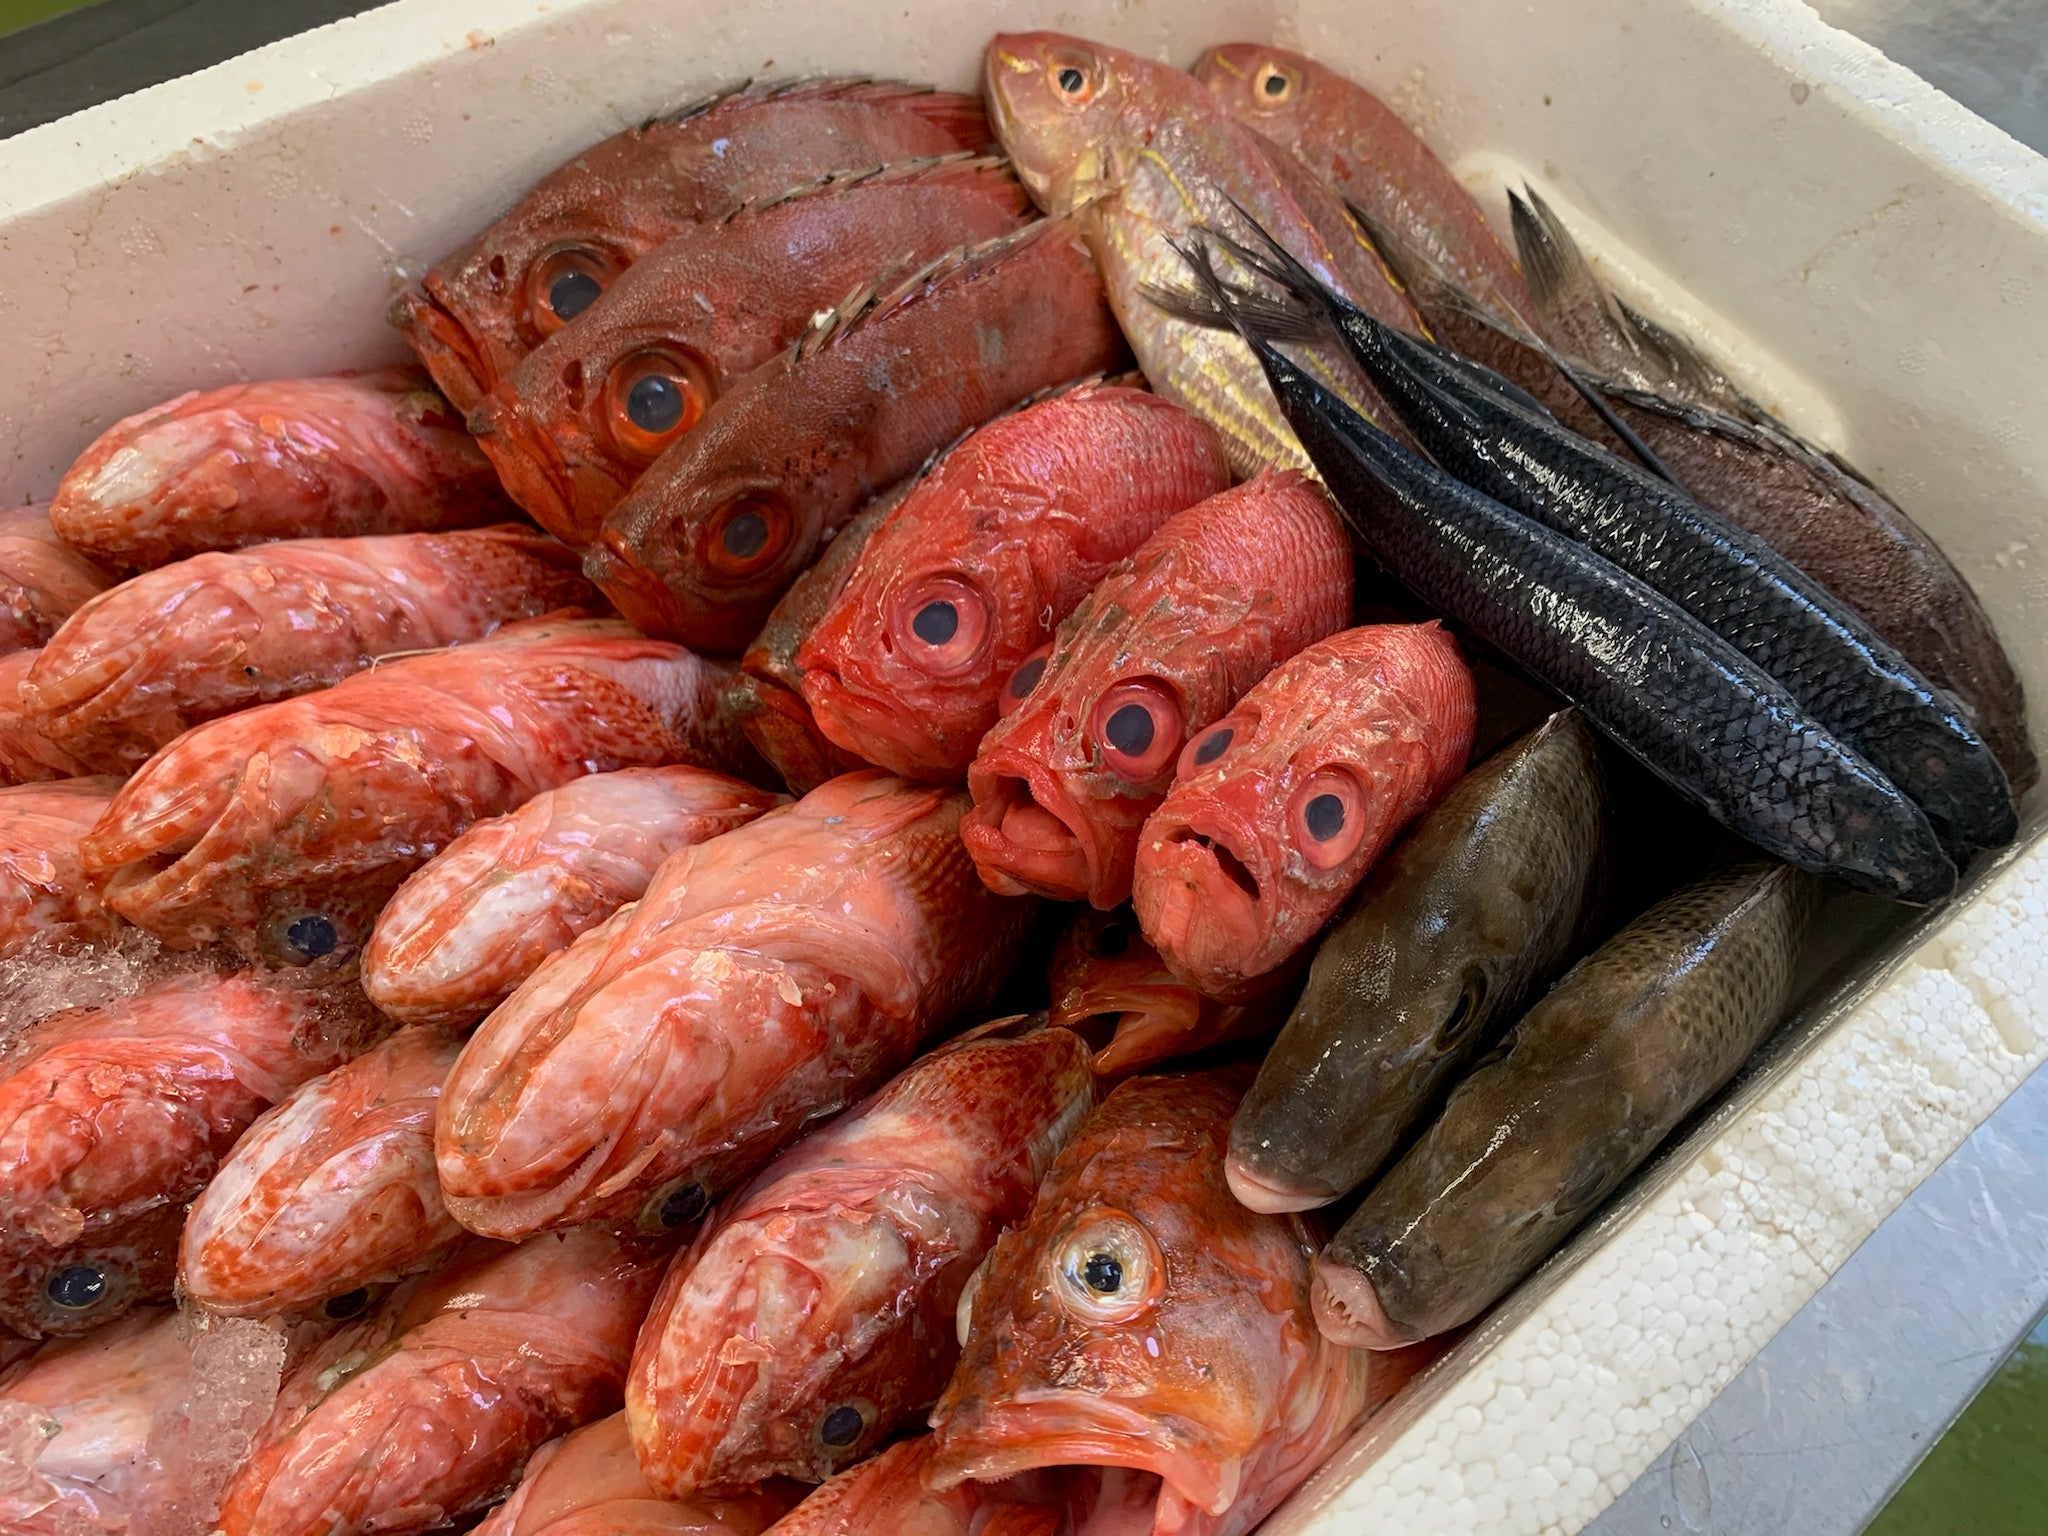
928, 1069, 1317, 1526
797, 537, 1044, 783
1187, 43, 1321, 143
963, 473, 1352, 909
1134, 623, 1476, 998
474, 285, 719, 546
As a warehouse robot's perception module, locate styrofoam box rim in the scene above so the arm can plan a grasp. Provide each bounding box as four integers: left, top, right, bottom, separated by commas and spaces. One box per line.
3, 4, 2046, 1535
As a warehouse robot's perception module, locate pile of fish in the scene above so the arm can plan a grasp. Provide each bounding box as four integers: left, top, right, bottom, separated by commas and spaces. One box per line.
0, 27, 2028, 1536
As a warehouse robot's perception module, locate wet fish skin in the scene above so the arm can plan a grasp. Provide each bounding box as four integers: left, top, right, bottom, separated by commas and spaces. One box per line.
799, 382, 1234, 782
0, 505, 110, 655
1191, 42, 1531, 317
0, 778, 121, 962
1316, 861, 1817, 1347
625, 1016, 1094, 1495
363, 766, 782, 1028
434, 772, 1036, 1239
1227, 709, 1611, 1214
1133, 622, 1476, 999
926, 1067, 1410, 1536
0, 652, 94, 785
215, 1228, 669, 1536
46, 369, 508, 572
0, 969, 380, 1338
1228, 327, 1956, 903
962, 471, 1353, 909
1048, 905, 1288, 1077
984, 32, 1420, 475
724, 488, 907, 795
178, 1025, 467, 1320
78, 616, 748, 967
1509, 187, 2035, 792
473, 155, 1033, 546
473, 1412, 802, 1536
1269, 260, 2019, 850
590, 217, 1127, 653
22, 525, 596, 775
760, 1435, 1073, 1536
391, 79, 993, 413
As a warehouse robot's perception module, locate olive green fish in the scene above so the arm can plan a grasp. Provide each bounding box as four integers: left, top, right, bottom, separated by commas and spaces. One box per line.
1314, 858, 1817, 1348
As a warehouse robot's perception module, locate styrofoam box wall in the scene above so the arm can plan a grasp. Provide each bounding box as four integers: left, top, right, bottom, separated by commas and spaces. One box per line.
3, 2, 2046, 1532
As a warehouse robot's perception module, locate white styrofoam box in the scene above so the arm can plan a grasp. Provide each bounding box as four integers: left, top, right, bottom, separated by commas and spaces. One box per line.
3, 2, 2046, 1533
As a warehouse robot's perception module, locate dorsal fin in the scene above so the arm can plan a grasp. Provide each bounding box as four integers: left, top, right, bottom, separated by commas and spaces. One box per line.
652, 76, 988, 138
723, 152, 1020, 223
788, 216, 1089, 368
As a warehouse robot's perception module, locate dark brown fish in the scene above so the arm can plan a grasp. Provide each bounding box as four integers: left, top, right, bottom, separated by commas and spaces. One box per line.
1227, 710, 1611, 1214
589, 218, 1128, 653
391, 79, 993, 413
1315, 860, 1816, 1348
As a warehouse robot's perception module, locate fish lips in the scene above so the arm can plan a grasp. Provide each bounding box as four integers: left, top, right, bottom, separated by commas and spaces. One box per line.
929, 1391, 1235, 1520
468, 390, 600, 546
962, 755, 1105, 905
802, 665, 965, 782
388, 281, 497, 416
1132, 800, 1274, 999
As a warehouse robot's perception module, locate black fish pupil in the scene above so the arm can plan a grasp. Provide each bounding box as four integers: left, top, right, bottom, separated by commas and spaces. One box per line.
548, 269, 602, 320
46, 1264, 107, 1311
323, 1287, 371, 1320
819, 1404, 865, 1447
1095, 920, 1129, 957
659, 1183, 706, 1229
1057, 66, 1085, 93
1262, 71, 1288, 98
1305, 793, 1346, 842
722, 510, 770, 561
627, 373, 683, 434
287, 914, 338, 958
1009, 656, 1046, 698
1194, 728, 1232, 766
1082, 1253, 1122, 1293
1104, 703, 1154, 757
911, 600, 959, 646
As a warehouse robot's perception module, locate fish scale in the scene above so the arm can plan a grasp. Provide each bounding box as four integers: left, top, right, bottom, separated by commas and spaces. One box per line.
1238, 335, 1956, 904
1318, 860, 1817, 1347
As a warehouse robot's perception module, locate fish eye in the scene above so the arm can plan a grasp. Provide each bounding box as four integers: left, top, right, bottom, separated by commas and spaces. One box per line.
1176, 717, 1243, 780
1433, 970, 1489, 1055
269, 910, 342, 965
1053, 1211, 1163, 1323
893, 576, 990, 675
320, 1284, 382, 1321
656, 1181, 708, 1230
702, 496, 793, 581
1093, 916, 1130, 957
813, 1399, 877, 1458
1090, 679, 1183, 785
45, 1263, 109, 1313
1000, 644, 1054, 717
605, 348, 710, 462
1255, 63, 1296, 104
528, 246, 620, 339
1049, 53, 1099, 105
1289, 769, 1369, 869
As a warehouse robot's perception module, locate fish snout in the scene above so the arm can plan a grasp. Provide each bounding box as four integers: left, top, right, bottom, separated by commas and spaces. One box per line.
1224, 1151, 1335, 1215
388, 281, 494, 415
1310, 1257, 1414, 1351
583, 539, 690, 641
467, 390, 592, 545
1132, 805, 1272, 997
961, 765, 1096, 902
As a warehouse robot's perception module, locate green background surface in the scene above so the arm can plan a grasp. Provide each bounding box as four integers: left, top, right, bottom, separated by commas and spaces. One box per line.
0, 0, 102, 35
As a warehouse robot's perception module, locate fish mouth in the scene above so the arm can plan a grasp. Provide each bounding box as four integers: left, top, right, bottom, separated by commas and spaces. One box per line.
1131, 806, 1270, 996
800, 667, 952, 781
388, 282, 493, 415
929, 1393, 1231, 1519
960, 765, 1097, 903
725, 671, 853, 795
584, 538, 686, 641
1224, 1152, 1335, 1215
1310, 1258, 1414, 1351
467, 390, 586, 543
